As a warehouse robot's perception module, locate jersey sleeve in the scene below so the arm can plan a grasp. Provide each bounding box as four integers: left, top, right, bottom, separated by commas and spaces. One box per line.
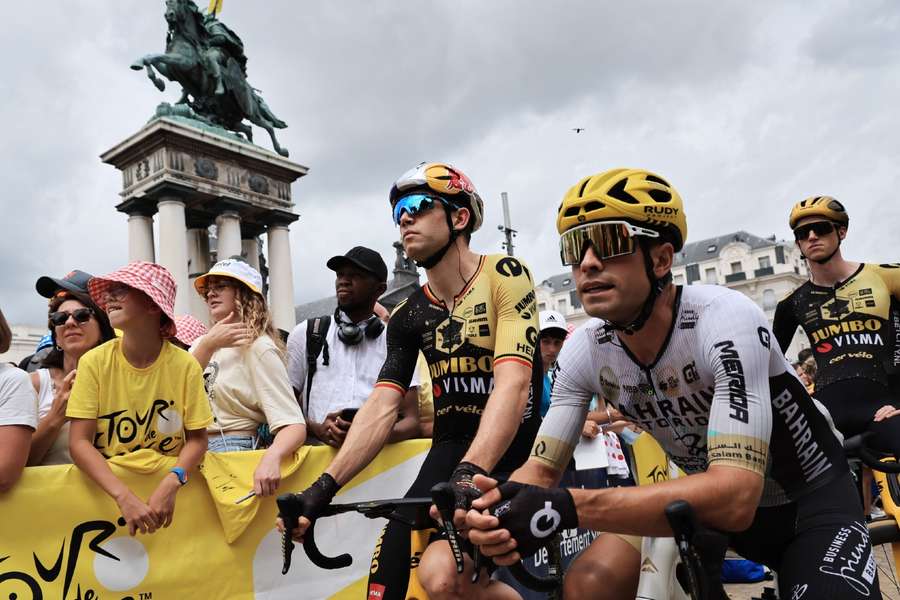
490, 256, 538, 368
66, 348, 101, 419
375, 300, 420, 395
529, 328, 594, 471
285, 321, 308, 395
875, 263, 900, 299
772, 294, 800, 356
696, 295, 772, 477
181, 352, 213, 431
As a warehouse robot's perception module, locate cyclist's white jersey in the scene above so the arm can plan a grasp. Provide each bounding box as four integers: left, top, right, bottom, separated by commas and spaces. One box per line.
532, 285, 848, 506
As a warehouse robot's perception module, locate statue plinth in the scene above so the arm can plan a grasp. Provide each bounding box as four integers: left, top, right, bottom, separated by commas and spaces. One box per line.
101, 117, 308, 331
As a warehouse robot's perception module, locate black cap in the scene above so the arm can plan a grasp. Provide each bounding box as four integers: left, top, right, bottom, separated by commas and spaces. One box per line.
326, 246, 388, 283
35, 269, 93, 298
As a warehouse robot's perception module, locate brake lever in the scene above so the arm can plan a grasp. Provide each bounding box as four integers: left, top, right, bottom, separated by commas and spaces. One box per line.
431, 482, 465, 574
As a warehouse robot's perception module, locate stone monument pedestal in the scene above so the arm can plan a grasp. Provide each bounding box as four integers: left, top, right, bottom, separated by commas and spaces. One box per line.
101, 117, 307, 331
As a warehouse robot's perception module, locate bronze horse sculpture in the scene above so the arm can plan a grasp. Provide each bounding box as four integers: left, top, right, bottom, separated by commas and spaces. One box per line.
131, 0, 289, 157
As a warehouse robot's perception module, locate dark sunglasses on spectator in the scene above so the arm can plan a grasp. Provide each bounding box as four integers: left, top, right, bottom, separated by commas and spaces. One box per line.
49, 307, 94, 326
793, 221, 835, 241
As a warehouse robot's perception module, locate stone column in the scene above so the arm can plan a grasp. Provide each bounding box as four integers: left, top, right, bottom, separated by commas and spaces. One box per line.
267, 224, 295, 332
157, 198, 190, 316
187, 227, 211, 324
241, 237, 261, 271
127, 213, 155, 262
215, 211, 242, 260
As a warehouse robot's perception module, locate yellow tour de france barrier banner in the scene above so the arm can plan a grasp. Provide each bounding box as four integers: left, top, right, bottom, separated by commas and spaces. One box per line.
0, 439, 432, 599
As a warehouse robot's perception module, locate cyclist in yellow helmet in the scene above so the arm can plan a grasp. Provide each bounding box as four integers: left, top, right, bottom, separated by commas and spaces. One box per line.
775, 196, 900, 519
468, 169, 876, 599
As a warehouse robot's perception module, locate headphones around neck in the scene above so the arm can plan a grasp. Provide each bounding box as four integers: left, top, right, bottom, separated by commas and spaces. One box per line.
334, 308, 384, 346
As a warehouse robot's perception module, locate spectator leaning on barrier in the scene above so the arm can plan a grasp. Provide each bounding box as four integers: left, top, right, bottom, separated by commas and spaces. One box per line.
29, 286, 116, 466
286, 246, 420, 447
0, 305, 38, 493
190, 258, 306, 497
67, 261, 213, 536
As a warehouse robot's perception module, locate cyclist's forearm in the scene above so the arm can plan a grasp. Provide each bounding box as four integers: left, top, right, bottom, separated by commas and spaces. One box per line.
511, 458, 563, 488
326, 388, 400, 485
570, 466, 763, 536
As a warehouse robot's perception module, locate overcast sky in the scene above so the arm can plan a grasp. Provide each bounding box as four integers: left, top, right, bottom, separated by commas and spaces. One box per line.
2, 1, 898, 326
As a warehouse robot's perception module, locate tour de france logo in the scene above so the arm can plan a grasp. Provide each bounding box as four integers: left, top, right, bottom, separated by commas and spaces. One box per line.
0, 519, 152, 599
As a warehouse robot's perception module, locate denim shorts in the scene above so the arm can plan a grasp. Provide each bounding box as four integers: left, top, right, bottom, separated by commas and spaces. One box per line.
207, 435, 256, 453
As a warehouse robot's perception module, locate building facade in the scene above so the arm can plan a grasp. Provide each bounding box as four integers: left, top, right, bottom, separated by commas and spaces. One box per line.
536, 231, 811, 361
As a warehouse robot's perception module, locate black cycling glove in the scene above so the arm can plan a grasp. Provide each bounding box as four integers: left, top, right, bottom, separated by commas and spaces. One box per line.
490, 481, 578, 558
283, 472, 340, 527
449, 461, 488, 511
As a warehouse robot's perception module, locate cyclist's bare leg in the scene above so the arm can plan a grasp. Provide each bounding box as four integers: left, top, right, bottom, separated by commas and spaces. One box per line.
563, 533, 640, 600
418, 539, 521, 600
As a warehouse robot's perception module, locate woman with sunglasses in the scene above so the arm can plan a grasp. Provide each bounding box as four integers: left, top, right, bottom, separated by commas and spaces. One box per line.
774, 197, 900, 517
28, 290, 115, 465
191, 258, 306, 498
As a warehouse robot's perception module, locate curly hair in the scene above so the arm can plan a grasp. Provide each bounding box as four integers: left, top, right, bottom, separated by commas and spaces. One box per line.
42, 291, 116, 370
232, 284, 286, 359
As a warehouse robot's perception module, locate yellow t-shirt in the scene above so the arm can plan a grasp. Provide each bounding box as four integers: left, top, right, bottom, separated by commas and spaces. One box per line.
67, 339, 213, 458
199, 334, 305, 434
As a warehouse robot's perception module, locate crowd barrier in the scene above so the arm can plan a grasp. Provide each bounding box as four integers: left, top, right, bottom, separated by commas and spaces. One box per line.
0, 440, 431, 599
0, 434, 672, 599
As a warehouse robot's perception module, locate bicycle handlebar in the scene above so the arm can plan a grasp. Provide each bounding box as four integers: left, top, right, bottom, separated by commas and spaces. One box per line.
664, 500, 729, 600
275, 482, 560, 592
843, 431, 900, 474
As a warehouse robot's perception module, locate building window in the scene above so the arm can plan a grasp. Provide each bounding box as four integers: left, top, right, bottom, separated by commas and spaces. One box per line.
706, 244, 717, 253
763, 289, 776, 311
730, 261, 742, 274
556, 298, 566, 313
562, 278, 571, 286
758, 256, 771, 269
704, 267, 716, 284
686, 264, 700, 284
538, 302, 547, 312
775, 246, 786, 264
674, 274, 685, 285
569, 290, 582, 310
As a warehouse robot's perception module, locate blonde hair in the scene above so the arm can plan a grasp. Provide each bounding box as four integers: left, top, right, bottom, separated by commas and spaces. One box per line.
233, 284, 286, 359
0, 306, 11, 354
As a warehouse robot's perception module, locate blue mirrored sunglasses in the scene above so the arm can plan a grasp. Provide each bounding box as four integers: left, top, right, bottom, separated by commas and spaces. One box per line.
392, 194, 445, 225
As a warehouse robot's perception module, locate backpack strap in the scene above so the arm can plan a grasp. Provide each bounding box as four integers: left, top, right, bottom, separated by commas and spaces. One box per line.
304, 316, 331, 416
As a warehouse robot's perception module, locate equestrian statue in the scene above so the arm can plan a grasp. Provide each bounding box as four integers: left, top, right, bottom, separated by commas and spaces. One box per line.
131, 0, 290, 157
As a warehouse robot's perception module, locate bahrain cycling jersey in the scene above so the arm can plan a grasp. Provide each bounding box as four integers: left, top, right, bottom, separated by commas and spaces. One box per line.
375, 254, 542, 474
534, 285, 847, 506
773, 263, 900, 390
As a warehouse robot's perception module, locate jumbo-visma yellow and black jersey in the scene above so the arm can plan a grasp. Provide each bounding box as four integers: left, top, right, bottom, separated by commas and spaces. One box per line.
773, 263, 900, 390
375, 254, 541, 474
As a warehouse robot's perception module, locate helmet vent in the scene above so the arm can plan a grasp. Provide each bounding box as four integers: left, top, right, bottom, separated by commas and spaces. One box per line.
647, 189, 672, 203
578, 179, 591, 197
827, 199, 845, 211
564, 207, 580, 218
607, 178, 639, 204
645, 175, 669, 186
584, 200, 605, 212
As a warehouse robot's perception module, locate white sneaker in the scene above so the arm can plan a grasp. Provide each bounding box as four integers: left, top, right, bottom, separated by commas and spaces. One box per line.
869, 506, 887, 520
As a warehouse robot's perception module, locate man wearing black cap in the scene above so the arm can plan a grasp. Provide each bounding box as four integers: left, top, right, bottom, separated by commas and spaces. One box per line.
286, 247, 420, 446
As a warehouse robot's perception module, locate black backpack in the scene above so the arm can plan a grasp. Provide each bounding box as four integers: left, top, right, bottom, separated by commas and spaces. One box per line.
302, 316, 331, 415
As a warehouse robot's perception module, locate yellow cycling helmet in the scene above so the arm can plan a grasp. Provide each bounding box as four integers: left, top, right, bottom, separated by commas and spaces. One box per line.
789, 196, 849, 229
557, 168, 687, 251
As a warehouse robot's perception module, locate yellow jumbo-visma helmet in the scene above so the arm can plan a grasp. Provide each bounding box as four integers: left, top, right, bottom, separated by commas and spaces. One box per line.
556, 168, 687, 251
788, 196, 849, 230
